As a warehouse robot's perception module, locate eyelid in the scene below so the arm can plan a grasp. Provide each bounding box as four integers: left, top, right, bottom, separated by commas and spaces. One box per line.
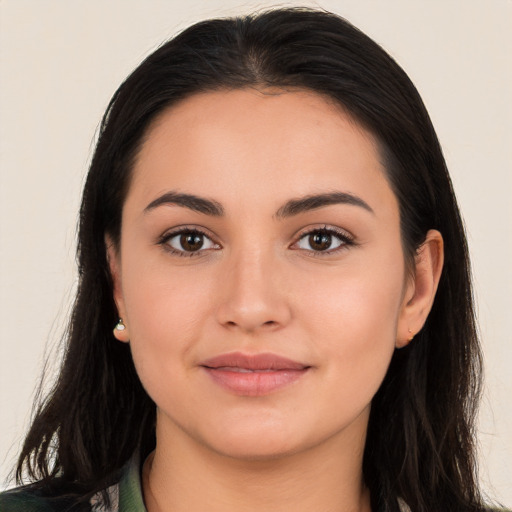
157, 225, 221, 257
290, 224, 356, 254
156, 223, 355, 258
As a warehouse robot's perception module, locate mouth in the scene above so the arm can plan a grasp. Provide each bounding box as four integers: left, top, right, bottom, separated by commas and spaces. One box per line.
200, 352, 311, 396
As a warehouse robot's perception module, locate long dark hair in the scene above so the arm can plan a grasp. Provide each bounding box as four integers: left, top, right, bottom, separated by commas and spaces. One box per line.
16, 8, 483, 511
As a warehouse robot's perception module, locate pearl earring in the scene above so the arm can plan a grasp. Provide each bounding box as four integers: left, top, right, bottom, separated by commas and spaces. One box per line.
115, 318, 126, 331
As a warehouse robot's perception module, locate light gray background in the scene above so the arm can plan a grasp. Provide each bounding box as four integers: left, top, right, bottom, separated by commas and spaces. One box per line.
1, 0, 510, 505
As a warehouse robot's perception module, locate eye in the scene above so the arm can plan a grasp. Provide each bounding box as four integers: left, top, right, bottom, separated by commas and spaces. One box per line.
162, 229, 218, 255
294, 227, 353, 253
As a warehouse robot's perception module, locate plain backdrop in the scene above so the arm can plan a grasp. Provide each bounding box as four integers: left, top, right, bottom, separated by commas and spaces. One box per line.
1, 0, 511, 505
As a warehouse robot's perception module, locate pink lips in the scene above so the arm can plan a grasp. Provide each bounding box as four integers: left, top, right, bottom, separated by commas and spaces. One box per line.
200, 352, 310, 396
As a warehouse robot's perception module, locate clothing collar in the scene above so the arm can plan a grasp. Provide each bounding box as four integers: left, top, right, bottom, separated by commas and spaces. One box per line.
118, 456, 147, 511
90, 456, 146, 512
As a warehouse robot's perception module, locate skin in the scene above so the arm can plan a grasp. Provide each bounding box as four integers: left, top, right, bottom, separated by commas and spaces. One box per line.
109, 89, 443, 512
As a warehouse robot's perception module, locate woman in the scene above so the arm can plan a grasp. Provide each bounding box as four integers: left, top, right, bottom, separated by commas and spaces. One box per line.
0, 7, 501, 512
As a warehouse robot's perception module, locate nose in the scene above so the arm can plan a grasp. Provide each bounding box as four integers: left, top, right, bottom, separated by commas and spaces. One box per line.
215, 247, 292, 333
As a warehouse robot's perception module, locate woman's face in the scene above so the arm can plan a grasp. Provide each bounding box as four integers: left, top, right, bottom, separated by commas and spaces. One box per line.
110, 89, 424, 460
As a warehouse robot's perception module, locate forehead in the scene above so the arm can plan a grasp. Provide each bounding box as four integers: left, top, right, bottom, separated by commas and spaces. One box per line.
128, 88, 396, 217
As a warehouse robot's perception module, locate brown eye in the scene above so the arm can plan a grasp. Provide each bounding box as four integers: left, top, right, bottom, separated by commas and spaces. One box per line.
309, 232, 332, 251
165, 230, 217, 254
295, 228, 348, 253
180, 233, 204, 251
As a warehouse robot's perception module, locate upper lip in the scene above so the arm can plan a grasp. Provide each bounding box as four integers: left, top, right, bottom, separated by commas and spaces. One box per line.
200, 352, 309, 371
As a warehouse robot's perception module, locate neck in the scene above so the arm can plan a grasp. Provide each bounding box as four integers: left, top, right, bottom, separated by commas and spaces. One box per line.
143, 416, 371, 512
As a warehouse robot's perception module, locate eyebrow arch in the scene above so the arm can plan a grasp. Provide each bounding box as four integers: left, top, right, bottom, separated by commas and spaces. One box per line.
275, 192, 374, 218
144, 191, 224, 216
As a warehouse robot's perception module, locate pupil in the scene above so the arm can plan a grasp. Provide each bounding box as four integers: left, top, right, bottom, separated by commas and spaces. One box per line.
181, 233, 203, 251
310, 232, 331, 251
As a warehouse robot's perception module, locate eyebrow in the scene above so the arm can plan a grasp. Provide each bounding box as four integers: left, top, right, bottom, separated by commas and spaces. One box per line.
275, 192, 374, 218
144, 191, 224, 216
144, 190, 373, 218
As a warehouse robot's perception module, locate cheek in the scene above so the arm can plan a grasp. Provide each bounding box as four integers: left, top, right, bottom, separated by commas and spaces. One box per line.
119, 254, 216, 387
296, 258, 404, 407
298, 253, 404, 337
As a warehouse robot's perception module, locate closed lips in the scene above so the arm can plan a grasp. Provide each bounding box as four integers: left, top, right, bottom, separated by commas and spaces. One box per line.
200, 352, 309, 371
215, 367, 287, 373
200, 352, 311, 396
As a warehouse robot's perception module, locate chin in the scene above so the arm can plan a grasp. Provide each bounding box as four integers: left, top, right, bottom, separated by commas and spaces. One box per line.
195, 419, 322, 462
210, 437, 304, 462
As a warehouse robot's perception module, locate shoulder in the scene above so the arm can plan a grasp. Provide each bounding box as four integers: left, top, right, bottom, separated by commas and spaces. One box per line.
0, 486, 53, 512
0, 485, 91, 512
0, 456, 138, 512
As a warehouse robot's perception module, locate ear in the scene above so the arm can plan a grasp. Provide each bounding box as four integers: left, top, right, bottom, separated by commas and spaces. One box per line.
396, 229, 444, 348
106, 236, 130, 343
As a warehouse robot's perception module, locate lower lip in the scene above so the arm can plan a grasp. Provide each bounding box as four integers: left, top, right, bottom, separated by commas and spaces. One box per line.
202, 367, 308, 396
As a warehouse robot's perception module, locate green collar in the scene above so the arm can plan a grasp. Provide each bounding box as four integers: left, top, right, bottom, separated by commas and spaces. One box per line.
116, 456, 147, 512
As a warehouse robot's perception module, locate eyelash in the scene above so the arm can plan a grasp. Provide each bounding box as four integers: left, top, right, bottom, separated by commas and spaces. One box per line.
291, 225, 355, 256
158, 226, 219, 258
157, 225, 355, 258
